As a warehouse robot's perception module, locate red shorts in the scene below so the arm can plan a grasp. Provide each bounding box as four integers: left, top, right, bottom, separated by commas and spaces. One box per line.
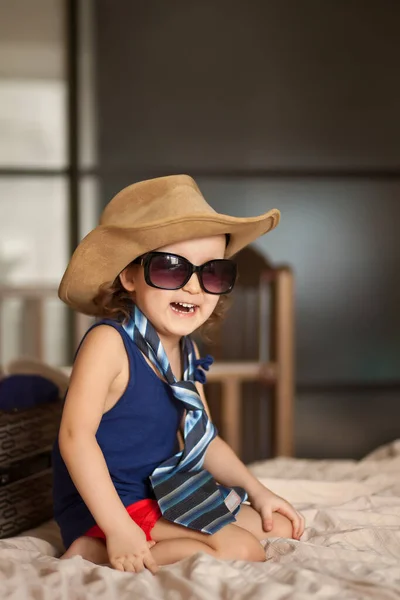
85, 499, 162, 542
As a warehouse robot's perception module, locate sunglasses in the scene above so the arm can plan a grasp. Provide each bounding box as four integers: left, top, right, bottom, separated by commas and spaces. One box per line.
133, 252, 237, 295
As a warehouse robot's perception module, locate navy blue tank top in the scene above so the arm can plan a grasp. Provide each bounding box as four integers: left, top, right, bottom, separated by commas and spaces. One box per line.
52, 320, 186, 549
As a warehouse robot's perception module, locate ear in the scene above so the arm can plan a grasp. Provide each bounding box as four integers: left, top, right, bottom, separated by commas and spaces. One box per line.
119, 265, 137, 292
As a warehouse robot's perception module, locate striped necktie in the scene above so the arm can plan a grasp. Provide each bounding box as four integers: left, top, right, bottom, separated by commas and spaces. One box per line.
123, 305, 247, 534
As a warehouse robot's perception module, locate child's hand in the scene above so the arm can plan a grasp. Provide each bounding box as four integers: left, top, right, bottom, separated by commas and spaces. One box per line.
106, 524, 159, 574
249, 485, 305, 540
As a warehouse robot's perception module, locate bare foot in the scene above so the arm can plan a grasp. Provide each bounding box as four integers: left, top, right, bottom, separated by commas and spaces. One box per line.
61, 536, 109, 564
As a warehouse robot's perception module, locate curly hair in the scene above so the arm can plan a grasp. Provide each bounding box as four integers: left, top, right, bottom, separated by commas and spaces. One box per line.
92, 275, 134, 323
92, 269, 231, 340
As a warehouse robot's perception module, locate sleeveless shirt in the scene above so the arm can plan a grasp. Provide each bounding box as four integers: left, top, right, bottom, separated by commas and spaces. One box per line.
52, 320, 209, 549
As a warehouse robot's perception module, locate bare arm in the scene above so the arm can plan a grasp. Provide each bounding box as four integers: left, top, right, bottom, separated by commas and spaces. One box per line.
190, 342, 264, 497
193, 370, 264, 499
192, 343, 304, 538
59, 325, 140, 536
59, 325, 160, 572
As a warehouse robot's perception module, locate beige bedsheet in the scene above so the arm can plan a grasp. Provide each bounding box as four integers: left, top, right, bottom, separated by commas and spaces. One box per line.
1, 439, 400, 599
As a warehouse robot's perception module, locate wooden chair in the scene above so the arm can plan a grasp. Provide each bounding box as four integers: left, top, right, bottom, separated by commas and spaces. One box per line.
195, 246, 295, 460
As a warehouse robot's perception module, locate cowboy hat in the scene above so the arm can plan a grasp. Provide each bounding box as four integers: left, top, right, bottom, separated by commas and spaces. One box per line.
59, 174, 280, 315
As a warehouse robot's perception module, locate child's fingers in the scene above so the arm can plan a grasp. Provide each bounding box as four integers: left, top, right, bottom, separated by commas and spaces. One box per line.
111, 558, 125, 571
127, 558, 139, 572
276, 503, 301, 537
292, 511, 305, 539
296, 512, 306, 538
112, 556, 135, 572
144, 554, 159, 575
261, 508, 274, 532
131, 556, 145, 573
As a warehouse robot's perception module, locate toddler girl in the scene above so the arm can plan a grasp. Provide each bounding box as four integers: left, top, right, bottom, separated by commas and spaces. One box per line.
53, 175, 304, 573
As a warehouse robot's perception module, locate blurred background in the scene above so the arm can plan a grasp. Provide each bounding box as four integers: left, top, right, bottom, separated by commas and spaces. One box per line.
0, 0, 399, 461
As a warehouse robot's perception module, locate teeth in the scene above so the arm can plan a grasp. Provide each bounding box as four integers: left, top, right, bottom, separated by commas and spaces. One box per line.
171, 302, 197, 314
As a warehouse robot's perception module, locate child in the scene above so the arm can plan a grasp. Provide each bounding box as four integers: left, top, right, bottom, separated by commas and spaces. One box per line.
53, 175, 304, 574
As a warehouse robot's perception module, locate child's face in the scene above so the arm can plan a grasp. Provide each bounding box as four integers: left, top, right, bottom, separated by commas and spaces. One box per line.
120, 235, 226, 342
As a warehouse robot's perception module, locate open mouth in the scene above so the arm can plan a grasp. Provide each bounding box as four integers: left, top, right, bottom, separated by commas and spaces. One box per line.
170, 302, 198, 314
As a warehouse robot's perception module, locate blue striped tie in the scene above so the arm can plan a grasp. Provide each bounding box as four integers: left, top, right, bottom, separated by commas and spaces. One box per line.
123, 305, 247, 534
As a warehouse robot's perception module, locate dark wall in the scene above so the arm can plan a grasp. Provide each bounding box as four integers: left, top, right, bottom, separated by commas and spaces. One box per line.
94, 0, 400, 459
96, 0, 400, 174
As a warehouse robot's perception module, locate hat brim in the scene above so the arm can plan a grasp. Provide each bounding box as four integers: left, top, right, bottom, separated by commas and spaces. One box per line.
59, 209, 280, 315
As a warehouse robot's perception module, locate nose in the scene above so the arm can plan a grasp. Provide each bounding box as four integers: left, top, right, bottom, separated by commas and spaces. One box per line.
182, 272, 202, 294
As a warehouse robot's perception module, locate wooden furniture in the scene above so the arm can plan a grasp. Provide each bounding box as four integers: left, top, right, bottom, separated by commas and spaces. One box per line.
0, 250, 295, 458
0, 286, 54, 362
198, 246, 295, 458
0, 286, 92, 363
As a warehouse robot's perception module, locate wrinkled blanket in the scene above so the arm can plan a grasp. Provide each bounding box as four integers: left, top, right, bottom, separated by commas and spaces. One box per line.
1, 440, 400, 599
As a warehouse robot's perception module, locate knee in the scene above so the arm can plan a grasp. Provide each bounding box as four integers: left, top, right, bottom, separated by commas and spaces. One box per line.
213, 527, 265, 563
235, 536, 266, 562
62, 535, 107, 563
271, 513, 293, 539
64, 537, 86, 556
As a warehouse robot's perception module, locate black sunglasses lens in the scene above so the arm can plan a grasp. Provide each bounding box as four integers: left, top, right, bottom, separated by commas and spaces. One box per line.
148, 254, 189, 289
201, 261, 236, 294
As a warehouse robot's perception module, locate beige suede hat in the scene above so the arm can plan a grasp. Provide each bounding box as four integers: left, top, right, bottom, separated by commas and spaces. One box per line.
59, 174, 280, 315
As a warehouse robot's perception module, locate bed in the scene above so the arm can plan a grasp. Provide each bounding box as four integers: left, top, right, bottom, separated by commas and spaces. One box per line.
1, 439, 400, 599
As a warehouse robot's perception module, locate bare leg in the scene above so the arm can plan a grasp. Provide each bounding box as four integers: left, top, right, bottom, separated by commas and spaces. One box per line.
60, 509, 277, 568
61, 536, 109, 563
149, 506, 293, 565
61, 524, 265, 567
233, 504, 294, 541
150, 517, 265, 564
61, 533, 230, 567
